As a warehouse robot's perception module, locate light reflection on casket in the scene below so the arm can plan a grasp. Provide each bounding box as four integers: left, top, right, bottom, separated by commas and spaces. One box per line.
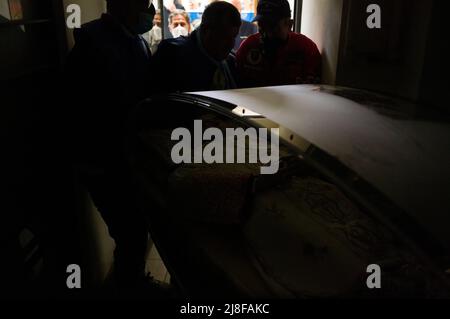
131, 85, 450, 298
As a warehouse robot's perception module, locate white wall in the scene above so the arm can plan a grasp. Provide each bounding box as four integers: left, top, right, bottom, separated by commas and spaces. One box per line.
62, 0, 106, 50
81, 192, 116, 286
0, 0, 11, 19
334, 0, 433, 101
301, 0, 344, 85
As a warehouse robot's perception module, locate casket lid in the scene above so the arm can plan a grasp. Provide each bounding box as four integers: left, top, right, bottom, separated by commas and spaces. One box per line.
185, 85, 450, 254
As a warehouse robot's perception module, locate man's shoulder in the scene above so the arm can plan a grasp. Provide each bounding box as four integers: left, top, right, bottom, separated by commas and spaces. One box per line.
73, 15, 118, 47
237, 33, 261, 55
288, 32, 319, 50
80, 17, 105, 31
73, 18, 102, 42
161, 35, 190, 48
153, 34, 199, 69
158, 34, 195, 54
242, 33, 261, 46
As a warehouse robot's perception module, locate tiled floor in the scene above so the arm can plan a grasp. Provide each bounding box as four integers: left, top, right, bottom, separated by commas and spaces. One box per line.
145, 242, 171, 284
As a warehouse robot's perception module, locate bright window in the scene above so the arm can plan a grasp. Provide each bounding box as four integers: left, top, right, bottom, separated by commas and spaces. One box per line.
148, 0, 298, 54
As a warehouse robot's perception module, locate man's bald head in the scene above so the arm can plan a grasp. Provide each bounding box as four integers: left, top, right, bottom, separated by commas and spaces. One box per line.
200, 1, 241, 33
199, 1, 241, 61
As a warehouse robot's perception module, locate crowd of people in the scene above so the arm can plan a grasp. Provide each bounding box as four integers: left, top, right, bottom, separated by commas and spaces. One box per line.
143, 0, 321, 91
65, 0, 321, 295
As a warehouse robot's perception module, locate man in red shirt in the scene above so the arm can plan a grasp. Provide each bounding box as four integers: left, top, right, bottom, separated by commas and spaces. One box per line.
236, 0, 321, 88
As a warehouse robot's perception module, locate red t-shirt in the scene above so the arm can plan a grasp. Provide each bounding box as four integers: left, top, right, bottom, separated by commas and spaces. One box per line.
236, 32, 322, 87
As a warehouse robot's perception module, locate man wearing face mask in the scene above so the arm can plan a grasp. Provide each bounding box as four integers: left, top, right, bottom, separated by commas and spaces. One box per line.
145, 9, 162, 54
152, 1, 241, 92
236, 0, 321, 88
169, 9, 191, 38
65, 0, 170, 296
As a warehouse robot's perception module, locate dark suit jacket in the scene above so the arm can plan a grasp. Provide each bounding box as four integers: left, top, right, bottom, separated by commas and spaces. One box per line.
151, 30, 237, 93
65, 14, 152, 166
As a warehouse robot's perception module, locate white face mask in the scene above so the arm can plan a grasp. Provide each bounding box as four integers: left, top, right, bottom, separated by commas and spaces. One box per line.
171, 25, 189, 38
